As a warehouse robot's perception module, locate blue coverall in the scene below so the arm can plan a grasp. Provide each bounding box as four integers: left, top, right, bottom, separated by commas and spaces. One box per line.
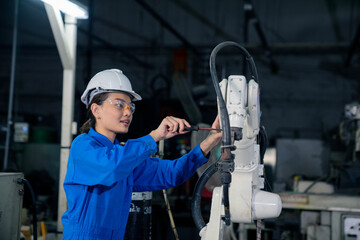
61, 128, 208, 239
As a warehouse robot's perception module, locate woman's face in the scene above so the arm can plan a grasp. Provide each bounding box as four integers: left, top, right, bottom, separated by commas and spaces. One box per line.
92, 92, 134, 140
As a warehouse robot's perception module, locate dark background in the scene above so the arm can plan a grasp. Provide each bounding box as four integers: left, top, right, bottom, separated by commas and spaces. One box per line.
0, 0, 359, 239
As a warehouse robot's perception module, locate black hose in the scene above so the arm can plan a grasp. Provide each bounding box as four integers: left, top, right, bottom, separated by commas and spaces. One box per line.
191, 163, 217, 231
220, 169, 232, 226
18, 178, 37, 240
259, 126, 268, 164
209, 41, 260, 226
303, 175, 329, 193
222, 183, 230, 225
192, 41, 260, 231
259, 126, 273, 192
209, 43, 232, 149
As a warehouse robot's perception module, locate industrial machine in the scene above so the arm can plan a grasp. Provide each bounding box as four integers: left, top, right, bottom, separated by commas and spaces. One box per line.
276, 102, 360, 240
0, 172, 24, 240
192, 42, 282, 240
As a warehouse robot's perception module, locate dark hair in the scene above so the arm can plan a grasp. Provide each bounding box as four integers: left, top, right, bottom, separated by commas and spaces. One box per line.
79, 92, 110, 134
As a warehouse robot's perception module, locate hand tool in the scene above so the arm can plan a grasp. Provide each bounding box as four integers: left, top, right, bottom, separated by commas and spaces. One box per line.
184, 125, 222, 132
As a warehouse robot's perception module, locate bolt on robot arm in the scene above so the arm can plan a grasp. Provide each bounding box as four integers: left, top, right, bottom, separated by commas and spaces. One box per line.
192, 42, 282, 240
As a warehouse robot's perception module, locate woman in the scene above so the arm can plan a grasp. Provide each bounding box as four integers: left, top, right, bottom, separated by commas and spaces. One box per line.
61, 69, 222, 239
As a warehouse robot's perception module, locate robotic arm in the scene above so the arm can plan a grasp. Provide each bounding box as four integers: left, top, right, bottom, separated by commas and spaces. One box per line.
192, 42, 282, 240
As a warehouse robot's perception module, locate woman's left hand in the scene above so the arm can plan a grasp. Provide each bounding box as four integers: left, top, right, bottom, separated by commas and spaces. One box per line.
200, 115, 223, 156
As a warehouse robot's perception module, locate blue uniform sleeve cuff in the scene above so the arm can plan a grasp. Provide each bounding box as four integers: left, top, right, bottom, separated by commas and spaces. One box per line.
193, 144, 209, 164
138, 134, 158, 155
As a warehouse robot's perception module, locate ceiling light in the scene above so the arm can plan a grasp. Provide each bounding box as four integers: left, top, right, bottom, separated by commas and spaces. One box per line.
40, 0, 88, 19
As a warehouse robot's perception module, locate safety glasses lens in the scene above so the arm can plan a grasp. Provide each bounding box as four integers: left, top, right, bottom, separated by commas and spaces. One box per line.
110, 100, 135, 114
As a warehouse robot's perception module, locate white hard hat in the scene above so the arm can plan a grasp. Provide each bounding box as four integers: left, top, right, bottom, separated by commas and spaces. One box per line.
81, 69, 142, 108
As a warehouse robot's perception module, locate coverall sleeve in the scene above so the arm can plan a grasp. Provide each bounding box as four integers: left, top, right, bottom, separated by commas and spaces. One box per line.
132, 144, 209, 191
66, 135, 157, 186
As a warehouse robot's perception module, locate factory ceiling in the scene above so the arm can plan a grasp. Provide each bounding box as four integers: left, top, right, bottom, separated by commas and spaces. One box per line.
0, 0, 358, 55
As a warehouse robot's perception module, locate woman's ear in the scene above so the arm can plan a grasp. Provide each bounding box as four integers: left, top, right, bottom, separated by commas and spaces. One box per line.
91, 103, 100, 119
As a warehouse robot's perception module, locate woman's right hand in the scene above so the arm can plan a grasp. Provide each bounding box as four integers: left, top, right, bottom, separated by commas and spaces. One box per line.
150, 116, 191, 142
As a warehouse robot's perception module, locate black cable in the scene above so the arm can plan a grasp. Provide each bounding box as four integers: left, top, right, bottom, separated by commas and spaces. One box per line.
191, 162, 217, 231
209, 43, 232, 149
259, 126, 268, 164
209, 41, 260, 226
18, 178, 37, 240
192, 41, 260, 231
209, 41, 259, 148
259, 126, 274, 192
303, 175, 329, 193
222, 183, 230, 225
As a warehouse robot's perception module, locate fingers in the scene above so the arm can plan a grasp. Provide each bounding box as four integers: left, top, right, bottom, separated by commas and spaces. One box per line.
151, 116, 191, 142
163, 116, 190, 134
212, 114, 221, 129
181, 119, 191, 133
164, 116, 179, 133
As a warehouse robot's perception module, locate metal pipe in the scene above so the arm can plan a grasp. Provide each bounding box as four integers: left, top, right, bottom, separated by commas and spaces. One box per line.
162, 189, 179, 240
3, 0, 19, 171
86, 0, 94, 82
57, 14, 77, 232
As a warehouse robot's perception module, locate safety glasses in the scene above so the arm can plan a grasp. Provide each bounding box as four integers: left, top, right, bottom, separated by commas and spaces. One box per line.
108, 99, 136, 114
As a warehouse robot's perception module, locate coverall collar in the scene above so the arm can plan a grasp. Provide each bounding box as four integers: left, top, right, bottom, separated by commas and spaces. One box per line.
89, 128, 120, 148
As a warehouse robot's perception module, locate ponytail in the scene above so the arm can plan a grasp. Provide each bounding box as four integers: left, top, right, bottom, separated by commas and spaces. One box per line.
79, 117, 95, 134
79, 92, 110, 134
